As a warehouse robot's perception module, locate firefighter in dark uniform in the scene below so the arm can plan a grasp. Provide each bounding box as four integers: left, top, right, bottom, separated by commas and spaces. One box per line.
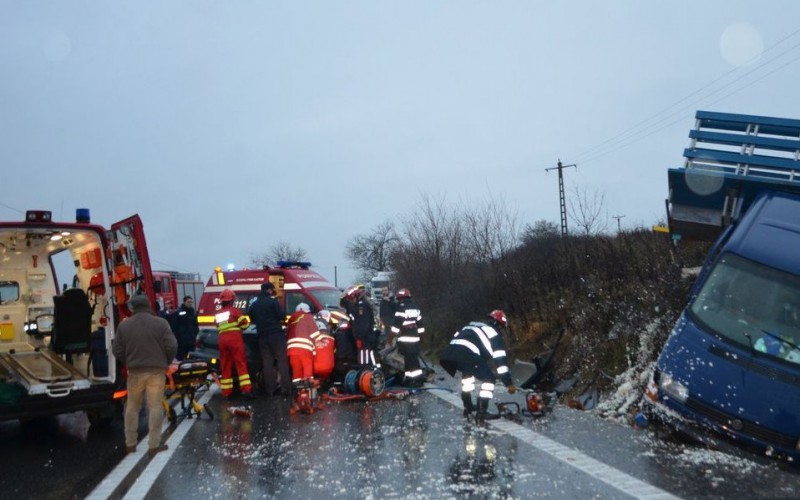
440, 310, 516, 422
391, 288, 425, 387
349, 287, 379, 368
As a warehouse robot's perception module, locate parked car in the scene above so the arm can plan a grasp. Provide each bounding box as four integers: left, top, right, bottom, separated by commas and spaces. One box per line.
188, 326, 264, 391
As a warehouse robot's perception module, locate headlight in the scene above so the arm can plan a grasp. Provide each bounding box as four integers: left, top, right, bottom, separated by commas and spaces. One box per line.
659, 373, 689, 403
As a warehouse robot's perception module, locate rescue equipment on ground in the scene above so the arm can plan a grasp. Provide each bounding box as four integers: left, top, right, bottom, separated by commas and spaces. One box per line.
343, 367, 385, 397
228, 406, 253, 418
495, 390, 557, 420
290, 379, 323, 415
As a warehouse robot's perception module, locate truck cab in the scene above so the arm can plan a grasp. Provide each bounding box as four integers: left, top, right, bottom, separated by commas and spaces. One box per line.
196, 261, 343, 326
0, 210, 155, 424
649, 111, 800, 462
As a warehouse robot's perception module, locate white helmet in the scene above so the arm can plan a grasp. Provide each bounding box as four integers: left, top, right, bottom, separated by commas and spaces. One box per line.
296, 302, 311, 313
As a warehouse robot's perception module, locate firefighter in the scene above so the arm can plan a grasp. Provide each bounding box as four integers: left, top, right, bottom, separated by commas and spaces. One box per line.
214, 288, 254, 400
349, 287, 379, 369
286, 303, 320, 414
439, 310, 517, 422
391, 288, 425, 387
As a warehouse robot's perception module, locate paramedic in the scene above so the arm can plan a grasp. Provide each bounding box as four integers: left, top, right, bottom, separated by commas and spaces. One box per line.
215, 288, 254, 400
112, 294, 177, 456
286, 303, 320, 414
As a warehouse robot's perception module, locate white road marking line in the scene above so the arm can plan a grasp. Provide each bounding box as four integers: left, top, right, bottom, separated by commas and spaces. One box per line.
430, 388, 680, 500
86, 384, 218, 500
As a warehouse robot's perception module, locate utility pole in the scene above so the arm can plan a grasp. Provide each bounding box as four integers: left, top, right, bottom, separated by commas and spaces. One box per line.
545, 159, 577, 237
612, 215, 625, 233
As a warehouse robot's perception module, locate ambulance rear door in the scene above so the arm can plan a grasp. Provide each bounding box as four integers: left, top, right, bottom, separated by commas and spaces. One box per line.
108, 215, 156, 324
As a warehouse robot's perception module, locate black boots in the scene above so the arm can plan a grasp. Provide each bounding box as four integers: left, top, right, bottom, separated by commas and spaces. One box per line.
461, 392, 475, 417
476, 397, 499, 422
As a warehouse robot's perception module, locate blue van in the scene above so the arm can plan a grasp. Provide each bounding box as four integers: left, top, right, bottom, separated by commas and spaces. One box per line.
649, 111, 800, 463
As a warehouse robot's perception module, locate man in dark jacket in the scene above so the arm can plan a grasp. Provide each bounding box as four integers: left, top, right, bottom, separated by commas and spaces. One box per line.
248, 282, 290, 397
172, 295, 199, 360
112, 294, 177, 456
440, 310, 517, 422
350, 287, 379, 368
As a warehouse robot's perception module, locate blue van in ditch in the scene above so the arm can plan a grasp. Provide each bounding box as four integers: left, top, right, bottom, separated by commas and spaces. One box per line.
648, 111, 800, 463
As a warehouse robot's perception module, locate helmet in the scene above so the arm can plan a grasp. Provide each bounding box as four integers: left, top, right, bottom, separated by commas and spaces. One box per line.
345, 284, 366, 300
488, 309, 507, 327
317, 310, 331, 322
296, 302, 311, 313
396, 288, 411, 300
219, 288, 236, 302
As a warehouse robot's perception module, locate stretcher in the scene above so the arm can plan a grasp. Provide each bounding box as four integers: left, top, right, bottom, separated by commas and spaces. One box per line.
162, 359, 215, 421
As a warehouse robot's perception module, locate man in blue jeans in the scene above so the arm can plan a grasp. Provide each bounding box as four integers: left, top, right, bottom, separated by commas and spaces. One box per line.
248, 282, 291, 397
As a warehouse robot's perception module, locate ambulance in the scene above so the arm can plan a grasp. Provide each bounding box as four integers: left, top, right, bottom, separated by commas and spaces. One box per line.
0, 209, 155, 425
196, 261, 343, 326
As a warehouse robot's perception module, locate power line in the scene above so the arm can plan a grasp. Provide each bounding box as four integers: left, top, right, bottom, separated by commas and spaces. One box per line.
565, 26, 800, 166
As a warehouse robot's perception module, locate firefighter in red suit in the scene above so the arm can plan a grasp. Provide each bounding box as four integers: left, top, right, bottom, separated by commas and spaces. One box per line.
214, 288, 254, 400
286, 303, 320, 413
313, 310, 336, 387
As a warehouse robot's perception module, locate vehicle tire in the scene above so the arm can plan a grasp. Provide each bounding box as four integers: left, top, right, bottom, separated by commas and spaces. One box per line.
87, 406, 115, 428
204, 404, 214, 420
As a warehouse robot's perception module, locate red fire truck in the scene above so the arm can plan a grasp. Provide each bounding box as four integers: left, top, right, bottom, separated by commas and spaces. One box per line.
196, 261, 342, 326
152, 270, 204, 313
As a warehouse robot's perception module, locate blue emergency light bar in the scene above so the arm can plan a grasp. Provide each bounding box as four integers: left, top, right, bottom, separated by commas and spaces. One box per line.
276, 260, 312, 269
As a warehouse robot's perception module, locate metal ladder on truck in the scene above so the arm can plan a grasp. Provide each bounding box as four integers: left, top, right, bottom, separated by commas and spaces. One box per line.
667, 110, 800, 242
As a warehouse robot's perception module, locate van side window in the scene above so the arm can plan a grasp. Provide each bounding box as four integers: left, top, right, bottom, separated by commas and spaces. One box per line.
0, 281, 19, 304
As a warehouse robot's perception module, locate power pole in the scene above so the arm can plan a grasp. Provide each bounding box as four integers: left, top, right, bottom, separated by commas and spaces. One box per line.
612, 215, 625, 233
545, 159, 577, 237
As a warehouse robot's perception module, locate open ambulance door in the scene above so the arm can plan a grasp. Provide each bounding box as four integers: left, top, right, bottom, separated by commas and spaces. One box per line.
107, 215, 156, 324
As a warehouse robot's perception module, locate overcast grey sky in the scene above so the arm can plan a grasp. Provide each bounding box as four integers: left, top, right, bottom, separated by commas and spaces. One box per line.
2, 2, 799, 287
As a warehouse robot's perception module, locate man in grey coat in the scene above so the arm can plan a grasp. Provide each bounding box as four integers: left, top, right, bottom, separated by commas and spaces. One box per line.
113, 294, 177, 456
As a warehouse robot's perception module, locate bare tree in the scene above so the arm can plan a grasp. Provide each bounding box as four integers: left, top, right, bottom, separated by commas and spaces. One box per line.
345, 220, 399, 280
521, 219, 560, 245
462, 193, 520, 264
250, 241, 307, 268
568, 186, 610, 236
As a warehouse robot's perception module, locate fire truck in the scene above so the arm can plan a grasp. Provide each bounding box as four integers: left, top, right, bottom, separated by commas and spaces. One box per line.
0, 209, 156, 425
152, 270, 204, 312
196, 261, 342, 326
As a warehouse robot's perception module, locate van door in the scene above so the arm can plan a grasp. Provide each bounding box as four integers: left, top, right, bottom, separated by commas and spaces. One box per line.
108, 215, 156, 322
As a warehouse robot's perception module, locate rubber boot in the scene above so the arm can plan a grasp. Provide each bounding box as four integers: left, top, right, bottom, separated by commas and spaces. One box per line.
461, 392, 475, 418
475, 397, 492, 423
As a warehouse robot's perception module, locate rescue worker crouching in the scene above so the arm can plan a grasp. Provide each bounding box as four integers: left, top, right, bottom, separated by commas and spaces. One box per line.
391, 288, 425, 387
439, 310, 517, 422
286, 303, 321, 414
312, 310, 336, 388
215, 288, 255, 400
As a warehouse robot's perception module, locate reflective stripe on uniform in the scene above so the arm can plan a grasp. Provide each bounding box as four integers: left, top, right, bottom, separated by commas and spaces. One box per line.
397, 336, 420, 343
451, 338, 480, 355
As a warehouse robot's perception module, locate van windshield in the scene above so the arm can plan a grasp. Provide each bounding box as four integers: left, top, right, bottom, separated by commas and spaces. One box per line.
690, 252, 800, 365
309, 289, 344, 310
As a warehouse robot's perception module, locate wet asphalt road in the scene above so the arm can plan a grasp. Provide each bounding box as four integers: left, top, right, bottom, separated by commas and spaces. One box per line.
1, 368, 799, 499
